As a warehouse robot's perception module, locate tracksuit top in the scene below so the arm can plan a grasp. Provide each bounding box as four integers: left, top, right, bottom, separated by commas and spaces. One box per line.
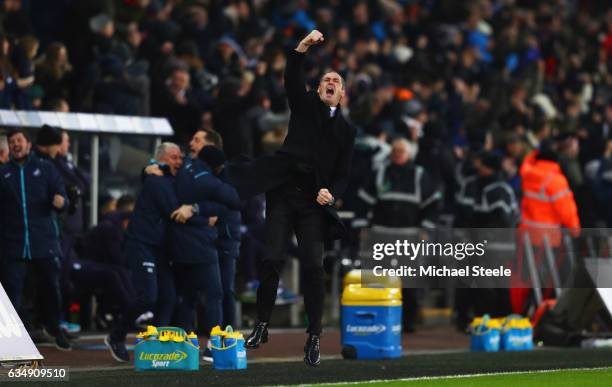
125, 172, 178, 248
170, 158, 241, 264
0, 154, 67, 260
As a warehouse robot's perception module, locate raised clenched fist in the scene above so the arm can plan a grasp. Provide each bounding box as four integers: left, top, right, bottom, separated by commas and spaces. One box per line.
296, 30, 324, 52
302, 30, 324, 46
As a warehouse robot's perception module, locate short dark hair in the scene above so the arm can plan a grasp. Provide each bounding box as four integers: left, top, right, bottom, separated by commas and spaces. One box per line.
116, 194, 135, 213
7, 128, 31, 143
536, 139, 559, 162
36, 124, 62, 146
197, 128, 223, 150
319, 71, 345, 89
198, 145, 226, 170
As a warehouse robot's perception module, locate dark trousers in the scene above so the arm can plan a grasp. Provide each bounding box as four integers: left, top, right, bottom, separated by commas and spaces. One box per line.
240, 222, 265, 282
110, 239, 159, 342
2, 257, 62, 335
155, 257, 176, 326
402, 288, 420, 331
174, 262, 222, 335
455, 288, 512, 326
257, 184, 326, 334
219, 250, 238, 327
71, 260, 135, 313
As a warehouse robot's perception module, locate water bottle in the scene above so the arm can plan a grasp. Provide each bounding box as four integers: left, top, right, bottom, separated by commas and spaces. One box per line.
145, 325, 159, 340
135, 332, 144, 344
159, 330, 170, 342
172, 331, 185, 342
188, 332, 199, 348
210, 325, 223, 348
224, 334, 236, 348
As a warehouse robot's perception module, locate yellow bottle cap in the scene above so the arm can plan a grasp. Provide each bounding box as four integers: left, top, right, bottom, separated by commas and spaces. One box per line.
470, 317, 483, 327
225, 331, 243, 340
210, 325, 225, 337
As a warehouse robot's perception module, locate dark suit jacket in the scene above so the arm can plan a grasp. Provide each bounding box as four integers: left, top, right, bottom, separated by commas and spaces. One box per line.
229, 49, 356, 240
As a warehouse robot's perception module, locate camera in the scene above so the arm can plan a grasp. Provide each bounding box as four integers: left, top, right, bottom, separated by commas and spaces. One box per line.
66, 185, 82, 215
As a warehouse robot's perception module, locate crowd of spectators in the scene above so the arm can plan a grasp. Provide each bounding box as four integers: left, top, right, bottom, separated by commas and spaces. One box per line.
1, 0, 612, 336
0, 0, 609, 217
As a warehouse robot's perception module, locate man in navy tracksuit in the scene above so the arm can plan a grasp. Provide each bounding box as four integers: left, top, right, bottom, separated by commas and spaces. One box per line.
139, 130, 237, 362
0, 128, 71, 350
105, 143, 183, 362
200, 146, 242, 328
169, 147, 241, 336
142, 130, 241, 362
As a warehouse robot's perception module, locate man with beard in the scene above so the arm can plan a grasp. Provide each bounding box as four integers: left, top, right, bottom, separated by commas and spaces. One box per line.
0, 128, 71, 350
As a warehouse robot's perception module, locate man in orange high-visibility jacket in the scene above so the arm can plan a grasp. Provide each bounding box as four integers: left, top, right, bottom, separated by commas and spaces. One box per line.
519, 143, 581, 246
512, 142, 580, 313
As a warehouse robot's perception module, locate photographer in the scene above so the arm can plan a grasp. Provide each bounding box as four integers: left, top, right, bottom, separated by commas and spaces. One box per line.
52, 129, 90, 330
53, 130, 90, 249
33, 126, 91, 331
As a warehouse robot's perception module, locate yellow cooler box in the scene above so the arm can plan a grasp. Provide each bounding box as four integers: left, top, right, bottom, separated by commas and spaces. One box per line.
341, 284, 402, 359
343, 269, 402, 289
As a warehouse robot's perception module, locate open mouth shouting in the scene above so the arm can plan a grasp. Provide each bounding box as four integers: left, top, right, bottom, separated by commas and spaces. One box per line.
318, 72, 344, 106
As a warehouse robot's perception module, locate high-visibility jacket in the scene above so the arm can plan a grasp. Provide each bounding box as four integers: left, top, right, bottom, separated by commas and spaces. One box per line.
519, 158, 580, 246
519, 149, 537, 177
358, 161, 441, 229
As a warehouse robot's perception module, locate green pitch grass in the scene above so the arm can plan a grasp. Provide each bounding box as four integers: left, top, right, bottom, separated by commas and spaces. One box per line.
23, 348, 612, 386
318, 367, 612, 387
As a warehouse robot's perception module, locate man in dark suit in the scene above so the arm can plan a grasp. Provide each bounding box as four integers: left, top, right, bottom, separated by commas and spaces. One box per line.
243, 29, 356, 367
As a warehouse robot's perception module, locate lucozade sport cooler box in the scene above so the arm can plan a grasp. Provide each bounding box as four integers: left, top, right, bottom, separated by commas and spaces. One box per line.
341, 284, 402, 359
134, 326, 199, 371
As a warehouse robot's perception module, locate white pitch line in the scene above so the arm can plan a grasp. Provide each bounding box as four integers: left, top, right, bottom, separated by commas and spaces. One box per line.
292, 366, 612, 387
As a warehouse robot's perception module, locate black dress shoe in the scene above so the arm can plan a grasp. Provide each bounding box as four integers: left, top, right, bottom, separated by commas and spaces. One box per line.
245, 322, 269, 349
303, 334, 321, 367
